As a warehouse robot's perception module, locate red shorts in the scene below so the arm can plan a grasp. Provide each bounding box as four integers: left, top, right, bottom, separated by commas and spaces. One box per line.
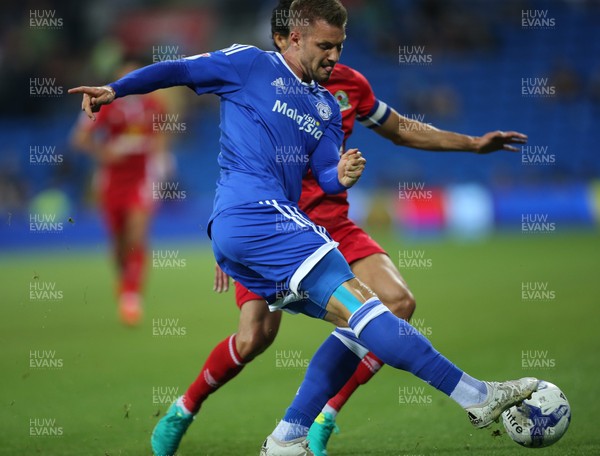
234, 218, 386, 308
100, 180, 154, 235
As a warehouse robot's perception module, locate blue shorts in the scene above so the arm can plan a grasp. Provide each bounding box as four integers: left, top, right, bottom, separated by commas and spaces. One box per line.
209, 200, 354, 317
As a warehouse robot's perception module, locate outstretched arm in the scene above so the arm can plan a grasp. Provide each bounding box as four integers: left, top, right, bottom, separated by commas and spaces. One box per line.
69, 61, 193, 120
374, 107, 527, 154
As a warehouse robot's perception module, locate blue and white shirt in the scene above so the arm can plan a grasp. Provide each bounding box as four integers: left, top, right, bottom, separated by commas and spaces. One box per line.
110, 44, 345, 221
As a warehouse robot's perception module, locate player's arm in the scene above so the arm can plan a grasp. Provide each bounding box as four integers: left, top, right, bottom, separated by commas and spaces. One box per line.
69, 61, 195, 120
69, 114, 117, 164
70, 47, 247, 120
310, 136, 366, 192
374, 106, 527, 154
69, 119, 97, 155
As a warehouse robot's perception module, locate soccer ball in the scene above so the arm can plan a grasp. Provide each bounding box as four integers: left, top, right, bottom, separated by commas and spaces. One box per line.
502, 380, 571, 448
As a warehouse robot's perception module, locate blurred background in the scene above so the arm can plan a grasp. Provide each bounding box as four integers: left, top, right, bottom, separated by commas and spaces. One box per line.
1, 0, 599, 249
2, 2, 600, 454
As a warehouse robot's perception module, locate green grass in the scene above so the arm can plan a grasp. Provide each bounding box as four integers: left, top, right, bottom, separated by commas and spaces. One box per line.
1, 230, 599, 455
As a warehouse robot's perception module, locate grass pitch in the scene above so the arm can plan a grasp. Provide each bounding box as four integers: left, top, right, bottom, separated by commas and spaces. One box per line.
1, 229, 599, 455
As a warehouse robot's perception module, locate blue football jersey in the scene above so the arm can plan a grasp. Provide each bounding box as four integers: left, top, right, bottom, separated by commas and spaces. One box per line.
180, 44, 343, 218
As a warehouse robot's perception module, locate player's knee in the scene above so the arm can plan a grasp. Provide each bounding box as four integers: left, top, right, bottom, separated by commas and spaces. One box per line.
382, 287, 416, 321
236, 326, 277, 361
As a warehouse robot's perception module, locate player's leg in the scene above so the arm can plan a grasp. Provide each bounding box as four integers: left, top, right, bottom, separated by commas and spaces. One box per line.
100, 199, 131, 320
328, 253, 416, 410
151, 289, 282, 455
118, 205, 151, 325
309, 253, 415, 453
183, 296, 282, 413
203, 203, 535, 454
352, 253, 415, 319
265, 250, 537, 454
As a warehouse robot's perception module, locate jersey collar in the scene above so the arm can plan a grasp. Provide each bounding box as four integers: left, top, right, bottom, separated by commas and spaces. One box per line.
275, 53, 317, 89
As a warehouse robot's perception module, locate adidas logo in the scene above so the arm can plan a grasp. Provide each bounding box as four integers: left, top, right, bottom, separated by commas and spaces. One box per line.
271, 77, 286, 90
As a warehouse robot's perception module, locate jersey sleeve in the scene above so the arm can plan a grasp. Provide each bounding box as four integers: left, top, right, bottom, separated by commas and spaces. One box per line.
109, 44, 260, 98
310, 103, 346, 194
182, 44, 261, 96
353, 69, 391, 129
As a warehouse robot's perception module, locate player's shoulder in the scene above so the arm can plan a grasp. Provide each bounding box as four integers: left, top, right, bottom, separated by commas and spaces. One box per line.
186, 44, 265, 64
219, 43, 262, 57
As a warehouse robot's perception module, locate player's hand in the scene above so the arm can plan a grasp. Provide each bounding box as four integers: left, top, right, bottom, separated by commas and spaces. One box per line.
214, 263, 230, 293
475, 130, 528, 154
68, 85, 116, 121
338, 148, 366, 188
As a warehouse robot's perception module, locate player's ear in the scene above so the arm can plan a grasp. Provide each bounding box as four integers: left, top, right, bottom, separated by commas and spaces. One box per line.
289, 29, 302, 48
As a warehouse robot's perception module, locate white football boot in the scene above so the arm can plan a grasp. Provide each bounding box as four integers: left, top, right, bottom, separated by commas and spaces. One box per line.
260, 435, 314, 456
466, 377, 539, 428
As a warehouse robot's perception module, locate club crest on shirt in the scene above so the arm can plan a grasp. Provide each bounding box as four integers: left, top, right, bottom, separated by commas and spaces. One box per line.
334, 90, 352, 112
316, 101, 332, 121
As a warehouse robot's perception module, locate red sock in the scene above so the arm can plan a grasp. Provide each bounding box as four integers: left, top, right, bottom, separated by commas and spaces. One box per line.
327, 352, 383, 412
121, 245, 145, 295
182, 334, 245, 414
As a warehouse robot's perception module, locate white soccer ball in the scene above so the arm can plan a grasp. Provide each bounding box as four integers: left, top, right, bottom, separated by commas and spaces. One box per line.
502, 380, 571, 448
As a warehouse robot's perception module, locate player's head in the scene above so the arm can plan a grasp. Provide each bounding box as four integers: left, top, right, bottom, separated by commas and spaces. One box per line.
279, 0, 347, 83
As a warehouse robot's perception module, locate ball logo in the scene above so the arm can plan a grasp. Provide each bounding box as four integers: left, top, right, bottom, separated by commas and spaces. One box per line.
316, 101, 332, 121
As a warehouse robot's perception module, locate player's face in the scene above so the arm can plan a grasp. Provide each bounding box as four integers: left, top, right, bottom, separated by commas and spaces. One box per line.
293, 19, 344, 83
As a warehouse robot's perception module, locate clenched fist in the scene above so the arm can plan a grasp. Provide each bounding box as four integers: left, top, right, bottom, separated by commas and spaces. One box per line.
338, 148, 366, 188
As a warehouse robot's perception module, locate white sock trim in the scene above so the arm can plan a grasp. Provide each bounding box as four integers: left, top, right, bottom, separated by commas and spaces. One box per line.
176, 396, 193, 415
322, 404, 339, 418
348, 299, 390, 337
228, 334, 244, 366
332, 328, 369, 358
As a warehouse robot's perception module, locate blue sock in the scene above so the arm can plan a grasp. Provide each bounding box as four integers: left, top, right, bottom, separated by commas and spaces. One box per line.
349, 299, 463, 395
279, 334, 361, 438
